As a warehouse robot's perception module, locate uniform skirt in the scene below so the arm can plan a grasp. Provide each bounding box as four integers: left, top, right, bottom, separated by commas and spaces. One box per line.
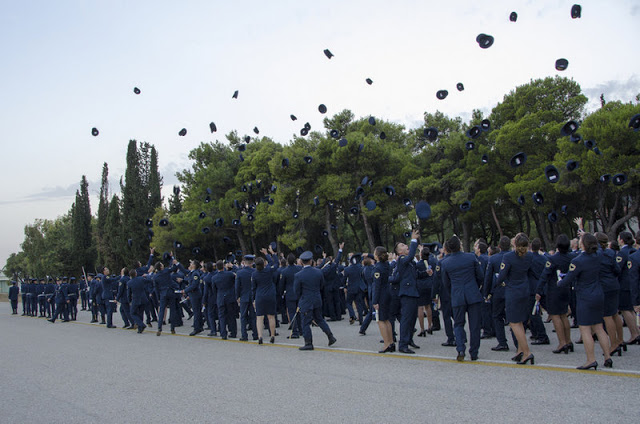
505, 294, 529, 324
618, 290, 633, 312
576, 293, 604, 326
376, 286, 392, 321
603, 289, 619, 317
255, 295, 276, 316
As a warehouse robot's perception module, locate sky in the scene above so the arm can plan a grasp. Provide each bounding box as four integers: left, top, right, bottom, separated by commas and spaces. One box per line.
0, 0, 639, 268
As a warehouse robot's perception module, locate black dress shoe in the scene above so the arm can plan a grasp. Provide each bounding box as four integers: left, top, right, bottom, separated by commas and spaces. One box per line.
511, 352, 524, 362
328, 335, 337, 346
517, 354, 534, 365
207, 332, 217, 337
170, 329, 175, 334
399, 348, 415, 354
189, 329, 203, 336
378, 344, 396, 354
288, 335, 300, 339
441, 341, 457, 347
47, 319, 55, 323
299, 344, 314, 351
408, 342, 420, 349
258, 337, 263, 344
221, 335, 228, 340
491, 344, 509, 351
456, 353, 465, 362
359, 330, 366, 336
270, 336, 275, 344
239, 337, 248, 341
531, 338, 550, 345
604, 358, 613, 368
470, 355, 478, 361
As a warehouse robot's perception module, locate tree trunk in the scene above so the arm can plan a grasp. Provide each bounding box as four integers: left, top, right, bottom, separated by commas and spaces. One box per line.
490, 205, 504, 238
531, 211, 551, 249
525, 211, 531, 236
605, 196, 639, 240
236, 228, 247, 255
325, 204, 338, 256
359, 198, 376, 253
462, 220, 471, 253
344, 215, 363, 251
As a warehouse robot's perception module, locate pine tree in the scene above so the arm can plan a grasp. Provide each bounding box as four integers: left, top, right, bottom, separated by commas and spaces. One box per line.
103, 194, 125, 269
148, 145, 163, 213
168, 190, 182, 214
96, 163, 109, 264
71, 176, 94, 271
121, 140, 148, 263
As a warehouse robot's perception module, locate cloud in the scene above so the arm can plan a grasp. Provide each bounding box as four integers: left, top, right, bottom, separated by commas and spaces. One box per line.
583, 74, 640, 110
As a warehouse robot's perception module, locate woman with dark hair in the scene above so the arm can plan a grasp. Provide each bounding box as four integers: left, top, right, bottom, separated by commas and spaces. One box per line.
372, 246, 393, 353
496, 233, 536, 365
595, 232, 624, 356
559, 233, 612, 370
535, 234, 573, 354
252, 246, 279, 344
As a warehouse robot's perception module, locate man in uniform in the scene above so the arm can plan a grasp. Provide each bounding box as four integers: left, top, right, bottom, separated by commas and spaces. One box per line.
483, 236, 511, 351
181, 260, 204, 336
37, 278, 47, 317
235, 255, 258, 341
394, 229, 421, 354
294, 250, 337, 350
20, 279, 28, 315
79, 275, 88, 310
279, 253, 302, 338
344, 253, 366, 325
127, 269, 149, 333
9, 280, 19, 314
212, 260, 237, 339
48, 277, 69, 322
45, 277, 55, 318
67, 277, 79, 320
153, 254, 180, 336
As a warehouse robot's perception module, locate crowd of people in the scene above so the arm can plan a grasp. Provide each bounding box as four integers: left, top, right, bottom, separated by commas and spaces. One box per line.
8, 219, 640, 370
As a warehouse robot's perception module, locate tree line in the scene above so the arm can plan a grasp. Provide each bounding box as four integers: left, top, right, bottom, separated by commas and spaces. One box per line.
4, 76, 640, 277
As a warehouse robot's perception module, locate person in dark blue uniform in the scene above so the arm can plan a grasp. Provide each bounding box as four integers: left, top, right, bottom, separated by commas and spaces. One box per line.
94, 274, 106, 324
29, 279, 37, 316
483, 236, 511, 351
294, 250, 337, 350
36, 278, 46, 317
79, 275, 88, 310
117, 268, 132, 329
67, 277, 79, 320
616, 231, 640, 344
628, 233, 640, 329
321, 246, 343, 321
393, 229, 421, 354
153, 255, 180, 336
236, 255, 258, 341
252, 247, 279, 343
279, 253, 302, 338
127, 269, 149, 333
20, 279, 27, 315
48, 277, 69, 322
344, 253, 365, 325
9, 280, 19, 314
474, 241, 494, 339
432, 246, 456, 347
181, 260, 204, 336
595, 232, 624, 355
558, 233, 612, 370
496, 233, 536, 365
535, 234, 573, 354
100, 267, 118, 328
416, 247, 436, 337
212, 260, 238, 339
371, 246, 393, 352
529, 239, 550, 345
440, 235, 484, 361
202, 262, 219, 336
359, 255, 375, 336
45, 277, 55, 318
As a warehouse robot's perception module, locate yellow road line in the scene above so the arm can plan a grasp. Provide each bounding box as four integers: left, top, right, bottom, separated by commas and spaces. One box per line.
51, 318, 640, 379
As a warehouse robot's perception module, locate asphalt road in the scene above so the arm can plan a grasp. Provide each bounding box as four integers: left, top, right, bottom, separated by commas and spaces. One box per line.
2, 307, 639, 423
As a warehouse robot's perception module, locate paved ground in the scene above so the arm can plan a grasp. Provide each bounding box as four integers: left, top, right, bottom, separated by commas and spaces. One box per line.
2, 305, 639, 423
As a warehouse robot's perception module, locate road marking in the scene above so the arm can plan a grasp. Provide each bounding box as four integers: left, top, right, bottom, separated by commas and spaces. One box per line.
40, 316, 640, 379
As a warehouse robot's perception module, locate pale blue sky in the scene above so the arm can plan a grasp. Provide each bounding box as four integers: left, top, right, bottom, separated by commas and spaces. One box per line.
1, 0, 639, 267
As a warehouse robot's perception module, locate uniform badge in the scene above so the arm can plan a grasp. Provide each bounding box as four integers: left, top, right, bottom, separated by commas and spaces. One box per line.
500, 263, 505, 270
194, 276, 199, 280
374, 272, 380, 279
545, 261, 551, 268
569, 263, 576, 271
628, 261, 633, 269
435, 266, 440, 272
616, 256, 622, 263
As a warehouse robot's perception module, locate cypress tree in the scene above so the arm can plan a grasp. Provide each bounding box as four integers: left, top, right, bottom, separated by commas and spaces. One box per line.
121, 140, 147, 262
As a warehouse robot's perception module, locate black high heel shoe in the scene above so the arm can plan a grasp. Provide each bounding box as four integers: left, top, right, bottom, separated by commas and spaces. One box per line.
609, 346, 622, 357
417, 330, 426, 337
604, 358, 613, 368
258, 337, 263, 344
427, 327, 433, 335
270, 336, 275, 344
566, 342, 574, 352
552, 345, 570, 354
517, 354, 535, 365
620, 342, 628, 352
511, 352, 523, 362
628, 335, 640, 345
577, 361, 597, 370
